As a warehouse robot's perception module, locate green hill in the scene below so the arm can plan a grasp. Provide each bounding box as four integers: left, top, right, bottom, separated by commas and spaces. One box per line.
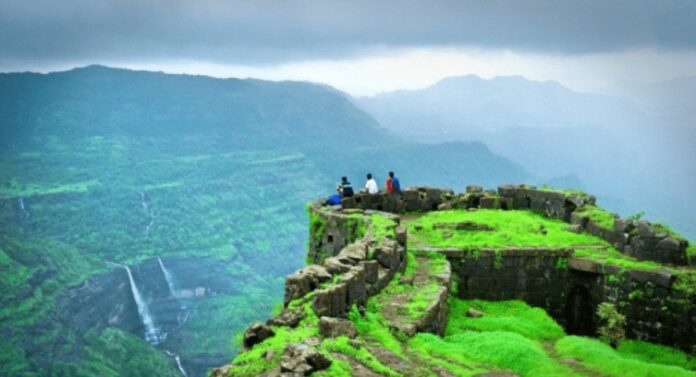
0, 67, 528, 376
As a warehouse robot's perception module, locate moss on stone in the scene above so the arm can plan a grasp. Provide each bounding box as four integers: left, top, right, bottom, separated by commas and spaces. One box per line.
575, 204, 616, 229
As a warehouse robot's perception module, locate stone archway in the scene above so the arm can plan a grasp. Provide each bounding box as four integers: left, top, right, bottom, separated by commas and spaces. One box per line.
565, 285, 596, 336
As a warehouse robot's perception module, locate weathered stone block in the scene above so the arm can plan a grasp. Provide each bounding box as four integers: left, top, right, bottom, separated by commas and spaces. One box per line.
361, 260, 379, 284
284, 265, 332, 305
319, 317, 357, 338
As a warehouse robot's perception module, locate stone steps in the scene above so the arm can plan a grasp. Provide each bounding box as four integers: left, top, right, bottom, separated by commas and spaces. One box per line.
382, 255, 451, 337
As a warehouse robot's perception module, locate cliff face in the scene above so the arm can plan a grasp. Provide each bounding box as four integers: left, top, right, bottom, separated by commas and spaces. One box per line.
215, 185, 696, 377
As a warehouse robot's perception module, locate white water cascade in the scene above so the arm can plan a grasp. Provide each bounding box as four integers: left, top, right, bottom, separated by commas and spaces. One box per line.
140, 191, 155, 235
165, 350, 188, 377
120, 264, 164, 345
157, 256, 190, 326
18, 197, 29, 218
157, 256, 178, 298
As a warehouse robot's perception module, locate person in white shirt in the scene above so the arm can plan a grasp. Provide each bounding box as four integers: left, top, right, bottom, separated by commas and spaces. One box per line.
364, 173, 379, 194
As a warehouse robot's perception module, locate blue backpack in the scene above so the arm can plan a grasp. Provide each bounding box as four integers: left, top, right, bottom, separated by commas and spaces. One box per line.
392, 177, 401, 193
327, 194, 342, 205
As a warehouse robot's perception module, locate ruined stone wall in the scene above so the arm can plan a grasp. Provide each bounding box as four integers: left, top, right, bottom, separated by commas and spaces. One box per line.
570, 258, 696, 353
307, 205, 370, 264
288, 205, 408, 318
444, 249, 695, 352
341, 187, 454, 213
342, 184, 690, 266
495, 185, 689, 266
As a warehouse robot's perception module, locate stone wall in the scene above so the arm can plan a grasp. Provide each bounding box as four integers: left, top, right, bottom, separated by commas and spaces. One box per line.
287, 206, 408, 318
495, 185, 689, 266
341, 186, 454, 213
341, 184, 690, 266
442, 247, 695, 352
441, 248, 576, 327
307, 205, 370, 264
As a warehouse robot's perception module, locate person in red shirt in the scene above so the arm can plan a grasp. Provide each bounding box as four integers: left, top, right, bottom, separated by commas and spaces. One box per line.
386, 171, 401, 194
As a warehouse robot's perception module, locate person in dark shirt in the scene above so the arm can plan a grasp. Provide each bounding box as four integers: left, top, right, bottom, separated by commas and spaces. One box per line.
338, 176, 354, 197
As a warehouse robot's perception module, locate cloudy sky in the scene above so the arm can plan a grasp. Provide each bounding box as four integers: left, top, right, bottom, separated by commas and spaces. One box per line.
2, 0, 696, 95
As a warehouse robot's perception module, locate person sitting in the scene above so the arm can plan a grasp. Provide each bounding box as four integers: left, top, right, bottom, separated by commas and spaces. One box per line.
388, 171, 402, 193
338, 176, 354, 198
364, 173, 379, 194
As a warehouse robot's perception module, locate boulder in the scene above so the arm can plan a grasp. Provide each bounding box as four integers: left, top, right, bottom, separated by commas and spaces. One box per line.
280, 344, 331, 375
324, 257, 353, 274
243, 323, 275, 349
209, 365, 232, 377
656, 236, 681, 252
637, 222, 654, 238
566, 224, 582, 234
337, 241, 367, 263
319, 316, 358, 338
374, 240, 400, 269
284, 265, 333, 305
438, 203, 453, 210
466, 185, 484, 193
466, 308, 483, 318
267, 309, 302, 328
395, 226, 408, 246
361, 260, 379, 284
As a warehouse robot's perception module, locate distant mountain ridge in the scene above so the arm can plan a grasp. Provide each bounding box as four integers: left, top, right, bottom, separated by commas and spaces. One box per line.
355, 74, 652, 135
354, 74, 696, 240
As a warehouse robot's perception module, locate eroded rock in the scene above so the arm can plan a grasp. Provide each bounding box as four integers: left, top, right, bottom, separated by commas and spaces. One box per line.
243, 323, 275, 349
280, 343, 331, 375
319, 316, 358, 338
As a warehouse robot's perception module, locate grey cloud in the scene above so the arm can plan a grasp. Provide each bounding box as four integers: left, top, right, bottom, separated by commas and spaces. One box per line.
1, 0, 695, 67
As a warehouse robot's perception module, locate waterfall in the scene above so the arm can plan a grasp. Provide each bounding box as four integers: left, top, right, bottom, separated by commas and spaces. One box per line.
139, 191, 149, 211
140, 190, 155, 235
18, 197, 29, 218
165, 350, 188, 377
157, 256, 177, 298
121, 264, 163, 345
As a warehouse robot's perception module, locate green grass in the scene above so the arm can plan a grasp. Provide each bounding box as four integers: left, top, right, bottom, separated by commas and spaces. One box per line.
348, 305, 404, 357
371, 213, 398, 241
403, 282, 441, 319
617, 340, 696, 371
446, 299, 565, 341
314, 358, 353, 377
538, 185, 588, 197
409, 209, 608, 250
321, 336, 400, 377
574, 205, 616, 229
572, 247, 667, 271
556, 336, 696, 377
230, 303, 320, 376
410, 331, 578, 377
687, 245, 696, 265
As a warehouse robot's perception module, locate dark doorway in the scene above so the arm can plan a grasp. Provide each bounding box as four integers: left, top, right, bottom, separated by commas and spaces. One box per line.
566, 285, 596, 336
563, 199, 577, 222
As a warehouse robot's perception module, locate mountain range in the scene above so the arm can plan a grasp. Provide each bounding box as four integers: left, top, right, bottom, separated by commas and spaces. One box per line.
356, 75, 696, 239
0, 66, 527, 376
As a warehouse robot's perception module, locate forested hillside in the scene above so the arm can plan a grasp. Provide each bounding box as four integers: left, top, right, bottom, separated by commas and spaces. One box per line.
0, 66, 527, 376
